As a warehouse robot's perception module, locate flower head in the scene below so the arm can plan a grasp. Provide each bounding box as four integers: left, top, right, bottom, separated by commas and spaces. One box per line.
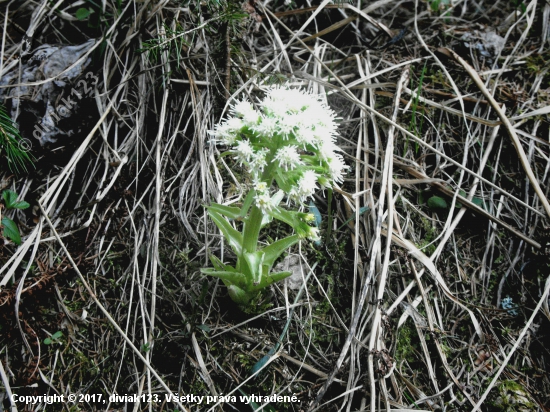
262, 92, 291, 119
306, 226, 321, 241
295, 127, 316, 147
231, 100, 252, 116
209, 123, 235, 145
231, 100, 260, 126
274, 145, 303, 171
255, 192, 273, 213
290, 169, 319, 203
253, 116, 278, 137
233, 139, 254, 165
304, 213, 315, 223
227, 117, 244, 133
249, 148, 268, 176
212, 86, 348, 201
327, 154, 349, 184
255, 181, 268, 192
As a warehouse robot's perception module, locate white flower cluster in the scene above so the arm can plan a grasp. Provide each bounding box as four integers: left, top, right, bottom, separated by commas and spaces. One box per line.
209, 86, 349, 205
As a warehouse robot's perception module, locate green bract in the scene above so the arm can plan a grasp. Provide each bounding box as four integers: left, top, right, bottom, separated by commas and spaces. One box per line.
202, 87, 348, 305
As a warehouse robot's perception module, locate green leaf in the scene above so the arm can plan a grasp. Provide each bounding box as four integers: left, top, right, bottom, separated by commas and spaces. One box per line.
197, 324, 211, 332
2, 190, 28, 210
2, 190, 17, 209
455, 189, 467, 208
12, 201, 30, 210
260, 234, 300, 272
227, 285, 257, 305
472, 197, 485, 209
209, 255, 235, 272
427, 196, 447, 210
208, 203, 242, 220
1, 217, 21, 244
43, 331, 62, 345
240, 190, 256, 218
75, 7, 93, 20
273, 171, 297, 195
250, 353, 272, 376
253, 271, 293, 290
200, 268, 246, 286
242, 251, 264, 285
207, 209, 243, 255
267, 207, 308, 237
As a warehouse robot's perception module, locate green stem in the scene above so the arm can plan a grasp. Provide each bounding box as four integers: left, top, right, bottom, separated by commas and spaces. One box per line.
241, 150, 277, 254
326, 188, 333, 239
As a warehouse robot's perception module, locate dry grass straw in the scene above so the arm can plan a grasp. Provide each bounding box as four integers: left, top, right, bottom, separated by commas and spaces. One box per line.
0, 0, 549, 410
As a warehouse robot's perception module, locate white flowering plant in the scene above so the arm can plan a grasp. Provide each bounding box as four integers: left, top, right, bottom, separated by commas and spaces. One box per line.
202, 87, 348, 305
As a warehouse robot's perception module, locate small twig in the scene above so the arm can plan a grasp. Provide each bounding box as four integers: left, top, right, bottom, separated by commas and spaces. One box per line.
225, 23, 231, 100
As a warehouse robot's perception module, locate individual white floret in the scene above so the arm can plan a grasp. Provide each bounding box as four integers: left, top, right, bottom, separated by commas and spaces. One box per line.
249, 148, 268, 175
253, 116, 278, 136
232, 100, 253, 116
262, 97, 290, 119
208, 123, 236, 145
285, 93, 310, 113
268, 87, 299, 104
233, 139, 254, 165
295, 127, 316, 147
302, 103, 327, 118
305, 226, 321, 241
277, 119, 294, 138
255, 192, 273, 212
317, 140, 339, 161
291, 169, 319, 202
274, 145, 303, 171
231, 100, 260, 126
226, 117, 244, 132
243, 110, 260, 127
327, 154, 349, 184
312, 126, 335, 147
255, 181, 268, 193
263, 87, 313, 116
285, 114, 303, 130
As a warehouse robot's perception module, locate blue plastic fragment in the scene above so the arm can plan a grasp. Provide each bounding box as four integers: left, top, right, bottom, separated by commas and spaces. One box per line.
308, 201, 323, 227
501, 296, 518, 316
